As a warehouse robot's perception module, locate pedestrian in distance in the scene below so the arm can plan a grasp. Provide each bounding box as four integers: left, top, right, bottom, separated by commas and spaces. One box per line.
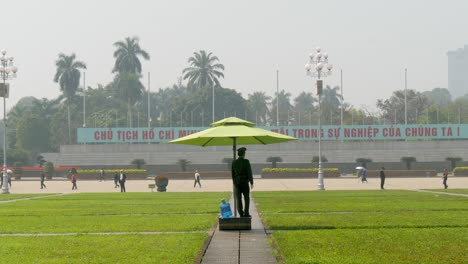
6, 169, 12, 188
40, 171, 47, 189
99, 168, 105, 182
113, 172, 120, 188
231, 147, 254, 218
71, 168, 78, 190
379, 167, 386, 190
442, 168, 448, 189
118, 170, 127, 192
194, 170, 201, 188
360, 167, 368, 183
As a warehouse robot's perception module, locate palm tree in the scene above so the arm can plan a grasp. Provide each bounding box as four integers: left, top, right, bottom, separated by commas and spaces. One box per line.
247, 91, 271, 125
356, 158, 372, 168
182, 50, 225, 89
266, 156, 283, 168
294, 92, 316, 125
400, 156, 416, 170
321, 86, 342, 125
131, 158, 146, 169
445, 157, 462, 170
112, 37, 150, 126
270, 90, 293, 126
176, 159, 191, 172
222, 157, 233, 170
53, 53, 87, 144
113, 37, 150, 74
113, 72, 145, 126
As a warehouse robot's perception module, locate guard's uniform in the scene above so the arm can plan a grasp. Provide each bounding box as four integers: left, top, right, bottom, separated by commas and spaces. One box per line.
231, 154, 253, 217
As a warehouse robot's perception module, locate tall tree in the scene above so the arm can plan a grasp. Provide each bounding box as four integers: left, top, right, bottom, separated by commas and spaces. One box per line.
182, 50, 225, 89
112, 37, 150, 126
270, 90, 292, 126
53, 53, 86, 144
422, 88, 452, 107
321, 86, 342, 125
294, 92, 316, 125
377, 89, 429, 124
247, 91, 271, 125
112, 37, 150, 74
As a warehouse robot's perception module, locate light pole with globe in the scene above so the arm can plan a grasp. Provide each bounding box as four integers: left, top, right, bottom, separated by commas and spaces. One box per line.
305, 47, 332, 190
0, 49, 18, 194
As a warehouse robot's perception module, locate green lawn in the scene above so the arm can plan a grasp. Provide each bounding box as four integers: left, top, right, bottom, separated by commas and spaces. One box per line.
0, 192, 229, 263
427, 188, 468, 195
0, 234, 207, 264
0, 194, 51, 201
254, 190, 468, 264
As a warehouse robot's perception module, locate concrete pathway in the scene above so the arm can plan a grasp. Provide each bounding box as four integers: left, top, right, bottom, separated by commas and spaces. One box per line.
201, 198, 276, 264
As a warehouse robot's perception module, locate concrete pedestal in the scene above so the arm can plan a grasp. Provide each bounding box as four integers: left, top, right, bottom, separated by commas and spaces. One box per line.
219, 217, 251, 230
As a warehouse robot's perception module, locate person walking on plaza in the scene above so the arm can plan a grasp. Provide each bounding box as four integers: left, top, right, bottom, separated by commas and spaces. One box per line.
118, 170, 127, 192
231, 147, 254, 217
71, 168, 78, 190
442, 168, 448, 189
113, 172, 120, 188
40, 171, 47, 189
379, 167, 386, 190
99, 168, 105, 182
194, 170, 201, 188
360, 167, 368, 183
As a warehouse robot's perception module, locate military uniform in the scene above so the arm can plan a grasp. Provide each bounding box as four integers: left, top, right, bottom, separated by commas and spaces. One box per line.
231, 147, 253, 217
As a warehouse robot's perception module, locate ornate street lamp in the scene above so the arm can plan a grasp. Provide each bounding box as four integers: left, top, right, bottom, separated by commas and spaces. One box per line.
0, 49, 18, 194
305, 47, 332, 190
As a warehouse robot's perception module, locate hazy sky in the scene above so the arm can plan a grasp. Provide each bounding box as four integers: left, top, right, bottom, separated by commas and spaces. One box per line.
2, 0, 468, 113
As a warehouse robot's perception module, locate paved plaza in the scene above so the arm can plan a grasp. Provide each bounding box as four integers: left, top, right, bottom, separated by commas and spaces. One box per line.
4, 176, 468, 194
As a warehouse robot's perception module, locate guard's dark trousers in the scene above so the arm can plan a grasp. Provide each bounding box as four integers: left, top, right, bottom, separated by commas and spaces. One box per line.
235, 182, 250, 217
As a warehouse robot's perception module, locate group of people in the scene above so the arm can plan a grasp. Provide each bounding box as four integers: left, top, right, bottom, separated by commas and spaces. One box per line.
36, 168, 127, 192
359, 166, 449, 189
358, 167, 385, 190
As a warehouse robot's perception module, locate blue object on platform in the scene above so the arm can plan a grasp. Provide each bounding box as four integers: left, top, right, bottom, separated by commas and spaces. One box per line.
220, 199, 232, 218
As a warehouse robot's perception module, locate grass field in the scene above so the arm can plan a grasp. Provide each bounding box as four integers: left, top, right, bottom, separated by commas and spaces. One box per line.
0, 194, 50, 201
254, 190, 468, 264
0, 192, 229, 263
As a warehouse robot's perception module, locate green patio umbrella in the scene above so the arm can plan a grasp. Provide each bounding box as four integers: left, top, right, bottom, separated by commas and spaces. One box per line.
170, 117, 297, 216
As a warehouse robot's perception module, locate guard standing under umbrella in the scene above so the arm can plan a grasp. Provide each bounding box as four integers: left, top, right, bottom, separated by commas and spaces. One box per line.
231, 147, 253, 217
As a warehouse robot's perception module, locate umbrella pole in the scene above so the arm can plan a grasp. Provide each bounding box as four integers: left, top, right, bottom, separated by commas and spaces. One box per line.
232, 137, 237, 217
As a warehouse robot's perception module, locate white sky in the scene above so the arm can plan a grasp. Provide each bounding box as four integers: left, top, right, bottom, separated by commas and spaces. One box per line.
2, 0, 468, 113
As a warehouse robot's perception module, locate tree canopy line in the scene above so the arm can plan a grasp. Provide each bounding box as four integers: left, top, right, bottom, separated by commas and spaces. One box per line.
3, 36, 468, 166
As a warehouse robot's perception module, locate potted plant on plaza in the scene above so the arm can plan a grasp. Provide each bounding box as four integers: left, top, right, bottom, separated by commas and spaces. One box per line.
154, 175, 169, 192
44, 161, 55, 179
12, 162, 23, 180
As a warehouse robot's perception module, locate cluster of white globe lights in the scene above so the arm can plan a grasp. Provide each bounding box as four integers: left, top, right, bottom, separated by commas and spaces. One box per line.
305, 47, 333, 77
1, 49, 18, 194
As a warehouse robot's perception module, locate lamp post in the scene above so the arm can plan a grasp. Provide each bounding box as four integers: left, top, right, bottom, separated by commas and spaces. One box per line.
305, 47, 333, 191
0, 49, 18, 194
82, 72, 86, 127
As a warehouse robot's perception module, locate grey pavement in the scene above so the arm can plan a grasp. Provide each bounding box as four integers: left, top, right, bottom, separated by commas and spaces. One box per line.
202, 197, 276, 264
4, 176, 468, 194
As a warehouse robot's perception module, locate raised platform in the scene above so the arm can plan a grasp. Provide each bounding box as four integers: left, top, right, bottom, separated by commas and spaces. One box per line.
219, 217, 252, 230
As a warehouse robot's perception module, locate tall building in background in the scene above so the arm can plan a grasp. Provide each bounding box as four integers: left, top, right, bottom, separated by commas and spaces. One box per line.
447, 45, 468, 99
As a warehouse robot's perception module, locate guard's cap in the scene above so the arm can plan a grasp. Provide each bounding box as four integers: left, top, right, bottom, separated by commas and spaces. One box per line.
237, 147, 247, 155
